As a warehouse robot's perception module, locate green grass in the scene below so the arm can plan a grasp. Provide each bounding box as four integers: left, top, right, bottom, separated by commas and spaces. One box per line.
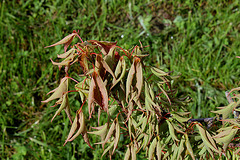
0, 0, 240, 159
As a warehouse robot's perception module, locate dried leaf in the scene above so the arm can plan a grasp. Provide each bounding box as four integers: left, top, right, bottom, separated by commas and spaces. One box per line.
79, 53, 89, 73
64, 112, 79, 146
64, 104, 72, 124
94, 72, 109, 113
97, 55, 116, 79
51, 51, 77, 66
88, 74, 96, 118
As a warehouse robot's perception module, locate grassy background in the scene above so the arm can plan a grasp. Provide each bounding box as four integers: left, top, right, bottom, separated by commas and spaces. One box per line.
0, 0, 240, 159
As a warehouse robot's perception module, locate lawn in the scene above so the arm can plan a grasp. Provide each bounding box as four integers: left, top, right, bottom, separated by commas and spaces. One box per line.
1, 0, 240, 159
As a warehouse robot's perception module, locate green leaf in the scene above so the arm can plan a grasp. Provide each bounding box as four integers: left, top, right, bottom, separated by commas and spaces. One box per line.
68, 111, 85, 142
184, 134, 195, 160
151, 67, 169, 77
212, 102, 237, 119
177, 137, 185, 160
111, 57, 126, 89
131, 144, 136, 160
142, 134, 149, 150
126, 60, 136, 102
101, 141, 114, 158
156, 139, 162, 160
148, 137, 157, 160
88, 71, 109, 118
124, 146, 131, 160
45, 31, 78, 52
196, 124, 220, 154
172, 113, 190, 123
135, 59, 143, 98
113, 118, 120, 154
51, 93, 69, 122
96, 120, 116, 149
215, 127, 238, 151
166, 120, 179, 142
42, 77, 68, 103
64, 112, 79, 146
57, 48, 76, 58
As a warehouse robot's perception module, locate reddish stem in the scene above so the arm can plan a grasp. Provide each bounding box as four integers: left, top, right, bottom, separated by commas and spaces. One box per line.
82, 77, 88, 89
66, 90, 78, 94
75, 44, 85, 53
76, 34, 84, 43
116, 46, 130, 59
130, 45, 138, 57
147, 73, 153, 80
78, 99, 87, 113
66, 76, 79, 83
